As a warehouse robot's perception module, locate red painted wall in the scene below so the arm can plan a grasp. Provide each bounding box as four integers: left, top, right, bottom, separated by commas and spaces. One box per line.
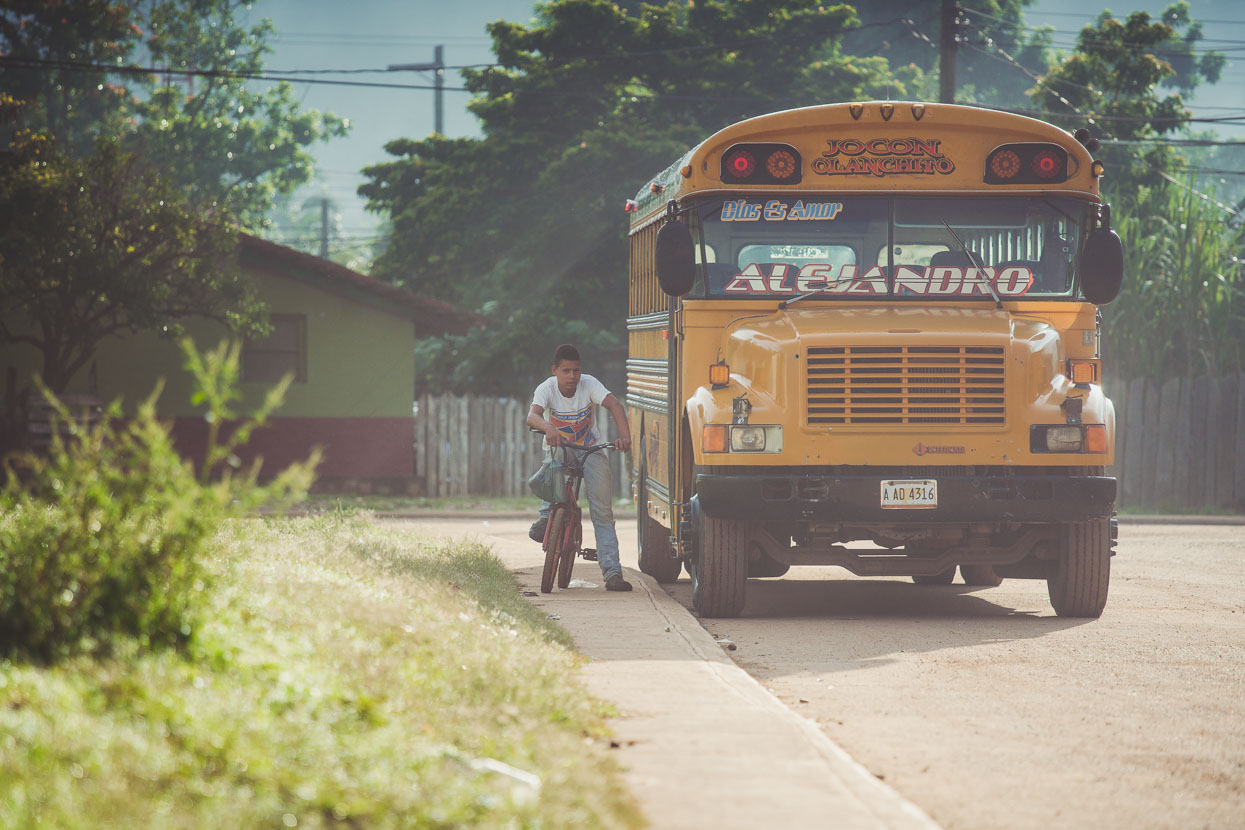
170, 416, 414, 481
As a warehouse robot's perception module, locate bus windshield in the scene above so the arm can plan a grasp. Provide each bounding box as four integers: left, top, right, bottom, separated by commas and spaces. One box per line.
691, 195, 1094, 301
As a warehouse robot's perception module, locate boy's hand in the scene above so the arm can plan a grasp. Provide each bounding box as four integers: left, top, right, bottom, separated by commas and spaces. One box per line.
544, 425, 565, 447
614, 435, 631, 453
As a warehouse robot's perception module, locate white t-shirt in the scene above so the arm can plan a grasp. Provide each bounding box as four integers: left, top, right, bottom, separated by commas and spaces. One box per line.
531, 374, 611, 447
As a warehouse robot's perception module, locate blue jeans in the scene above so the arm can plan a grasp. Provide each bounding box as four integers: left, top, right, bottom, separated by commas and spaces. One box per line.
539, 446, 620, 580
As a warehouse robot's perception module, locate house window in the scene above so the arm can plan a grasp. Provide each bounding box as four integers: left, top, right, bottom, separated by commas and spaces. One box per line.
243, 314, 306, 383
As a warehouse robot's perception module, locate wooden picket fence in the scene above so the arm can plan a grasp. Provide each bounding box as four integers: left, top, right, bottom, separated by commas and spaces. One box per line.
413, 394, 631, 499
414, 377, 1245, 511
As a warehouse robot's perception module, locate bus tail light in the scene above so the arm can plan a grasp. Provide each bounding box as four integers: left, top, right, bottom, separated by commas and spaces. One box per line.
1084, 425, 1108, 453
724, 149, 756, 179
721, 143, 802, 184
703, 425, 729, 453
985, 143, 1070, 184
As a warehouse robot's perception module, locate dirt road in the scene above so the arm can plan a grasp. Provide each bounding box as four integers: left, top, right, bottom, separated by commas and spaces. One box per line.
665, 523, 1245, 829
409, 516, 1244, 829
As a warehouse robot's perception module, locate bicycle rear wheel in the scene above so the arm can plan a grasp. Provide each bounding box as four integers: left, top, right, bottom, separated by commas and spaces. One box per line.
541, 507, 568, 593
556, 510, 578, 589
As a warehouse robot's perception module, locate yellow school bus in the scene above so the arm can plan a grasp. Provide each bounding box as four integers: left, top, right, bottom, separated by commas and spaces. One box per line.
626, 101, 1124, 618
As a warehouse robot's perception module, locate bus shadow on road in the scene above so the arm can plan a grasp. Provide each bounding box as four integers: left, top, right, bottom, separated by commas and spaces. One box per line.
667, 575, 1093, 626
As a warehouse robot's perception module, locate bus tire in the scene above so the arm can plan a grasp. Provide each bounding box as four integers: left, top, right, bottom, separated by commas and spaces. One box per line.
960, 564, 1003, 586
912, 568, 956, 585
692, 513, 750, 618
1047, 519, 1110, 618
637, 477, 681, 583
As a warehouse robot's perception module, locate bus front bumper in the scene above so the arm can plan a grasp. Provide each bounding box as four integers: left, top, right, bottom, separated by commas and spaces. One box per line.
695, 472, 1116, 523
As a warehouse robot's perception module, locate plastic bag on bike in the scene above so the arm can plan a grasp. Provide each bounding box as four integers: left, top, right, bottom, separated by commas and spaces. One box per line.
527, 454, 565, 502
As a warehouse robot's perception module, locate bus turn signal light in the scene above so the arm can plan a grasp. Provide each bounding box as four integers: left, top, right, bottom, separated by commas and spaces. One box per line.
709, 362, 730, 387
703, 425, 729, 453
1084, 425, 1108, 453
1068, 360, 1099, 384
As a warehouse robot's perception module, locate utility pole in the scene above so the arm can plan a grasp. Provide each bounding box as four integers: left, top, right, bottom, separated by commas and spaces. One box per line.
388, 45, 444, 135
320, 198, 329, 259
939, 0, 957, 104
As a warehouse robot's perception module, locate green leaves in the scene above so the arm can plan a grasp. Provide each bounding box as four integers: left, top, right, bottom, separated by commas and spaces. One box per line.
0, 133, 259, 392
1107, 180, 1245, 378
363, 0, 893, 395
0, 340, 318, 662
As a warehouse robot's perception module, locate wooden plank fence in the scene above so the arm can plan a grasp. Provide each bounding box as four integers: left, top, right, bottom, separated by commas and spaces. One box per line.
1109, 373, 1244, 511
414, 376, 1245, 511
414, 394, 631, 499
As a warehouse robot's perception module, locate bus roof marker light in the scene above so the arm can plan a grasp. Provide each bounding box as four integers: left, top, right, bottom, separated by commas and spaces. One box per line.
880, 103, 895, 121
849, 103, 864, 120
911, 103, 926, 120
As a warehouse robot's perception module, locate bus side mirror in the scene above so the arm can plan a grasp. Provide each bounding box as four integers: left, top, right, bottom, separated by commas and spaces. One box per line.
655, 220, 696, 297
1079, 226, 1124, 306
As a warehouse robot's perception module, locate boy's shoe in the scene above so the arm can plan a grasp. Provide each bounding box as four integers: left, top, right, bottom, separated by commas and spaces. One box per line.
605, 574, 633, 592
528, 518, 547, 542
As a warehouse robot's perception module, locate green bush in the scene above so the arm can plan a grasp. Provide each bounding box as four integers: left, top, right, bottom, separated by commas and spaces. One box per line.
0, 340, 318, 661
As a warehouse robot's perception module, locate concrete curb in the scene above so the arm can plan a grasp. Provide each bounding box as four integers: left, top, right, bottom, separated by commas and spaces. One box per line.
1117, 514, 1245, 525
626, 569, 941, 830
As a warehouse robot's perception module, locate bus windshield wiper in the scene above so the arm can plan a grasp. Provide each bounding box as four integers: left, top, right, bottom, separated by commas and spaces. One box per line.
778, 277, 857, 309
940, 220, 1002, 309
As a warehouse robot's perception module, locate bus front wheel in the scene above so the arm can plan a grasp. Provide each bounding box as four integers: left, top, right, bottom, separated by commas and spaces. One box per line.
691, 510, 750, 618
1047, 519, 1110, 618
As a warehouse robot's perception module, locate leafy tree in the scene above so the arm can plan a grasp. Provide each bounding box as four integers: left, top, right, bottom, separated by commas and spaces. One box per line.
0, 114, 258, 393
0, 0, 347, 225
841, 0, 1052, 107
363, 0, 916, 395
1030, 2, 1223, 195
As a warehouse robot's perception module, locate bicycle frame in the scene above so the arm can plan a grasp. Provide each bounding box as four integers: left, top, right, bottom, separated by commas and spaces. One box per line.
540, 442, 613, 592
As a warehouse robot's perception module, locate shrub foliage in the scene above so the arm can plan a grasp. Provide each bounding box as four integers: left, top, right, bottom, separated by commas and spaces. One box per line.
0, 339, 317, 660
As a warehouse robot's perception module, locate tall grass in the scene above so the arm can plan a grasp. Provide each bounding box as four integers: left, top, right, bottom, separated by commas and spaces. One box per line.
1107, 181, 1245, 379
0, 515, 643, 829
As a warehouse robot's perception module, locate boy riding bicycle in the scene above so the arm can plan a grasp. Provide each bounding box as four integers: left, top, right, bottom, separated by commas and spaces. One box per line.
526, 344, 634, 592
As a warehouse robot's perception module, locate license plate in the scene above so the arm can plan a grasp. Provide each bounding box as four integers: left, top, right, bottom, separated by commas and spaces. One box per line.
880, 479, 938, 509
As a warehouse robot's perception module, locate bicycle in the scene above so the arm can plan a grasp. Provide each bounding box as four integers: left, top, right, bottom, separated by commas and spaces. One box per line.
539, 441, 616, 593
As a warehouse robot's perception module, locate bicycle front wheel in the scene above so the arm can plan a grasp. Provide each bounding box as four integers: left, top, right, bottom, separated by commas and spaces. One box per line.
540, 507, 568, 593
557, 510, 578, 589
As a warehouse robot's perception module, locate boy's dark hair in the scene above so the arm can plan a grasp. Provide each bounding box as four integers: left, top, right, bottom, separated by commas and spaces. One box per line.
553, 343, 581, 365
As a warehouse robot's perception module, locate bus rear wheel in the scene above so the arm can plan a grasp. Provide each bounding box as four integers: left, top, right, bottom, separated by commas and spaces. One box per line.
637, 477, 681, 583
912, 568, 956, 585
1047, 519, 1110, 618
960, 564, 1003, 586
691, 512, 750, 618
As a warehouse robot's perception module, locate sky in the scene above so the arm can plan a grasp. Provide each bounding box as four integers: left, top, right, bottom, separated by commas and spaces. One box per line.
247, 0, 1245, 249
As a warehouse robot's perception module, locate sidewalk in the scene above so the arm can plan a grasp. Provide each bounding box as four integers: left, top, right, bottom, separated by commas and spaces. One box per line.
429, 516, 940, 830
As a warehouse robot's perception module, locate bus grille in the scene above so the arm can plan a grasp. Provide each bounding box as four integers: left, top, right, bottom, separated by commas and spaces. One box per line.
806, 346, 1006, 426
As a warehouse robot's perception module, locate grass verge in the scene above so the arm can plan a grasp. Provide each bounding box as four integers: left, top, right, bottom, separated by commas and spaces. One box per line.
0, 513, 643, 829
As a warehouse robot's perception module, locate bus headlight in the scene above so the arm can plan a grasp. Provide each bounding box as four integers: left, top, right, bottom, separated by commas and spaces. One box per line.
731, 426, 765, 451
1029, 425, 1109, 453
730, 425, 781, 452
1045, 426, 1082, 451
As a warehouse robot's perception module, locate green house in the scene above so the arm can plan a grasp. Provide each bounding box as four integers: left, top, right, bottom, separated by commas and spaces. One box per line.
1, 234, 477, 491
